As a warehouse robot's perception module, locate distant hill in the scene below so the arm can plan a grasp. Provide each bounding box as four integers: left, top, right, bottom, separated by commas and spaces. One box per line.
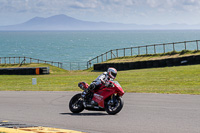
0, 14, 200, 30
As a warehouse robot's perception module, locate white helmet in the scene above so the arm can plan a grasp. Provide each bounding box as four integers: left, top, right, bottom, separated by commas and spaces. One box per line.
107, 67, 117, 79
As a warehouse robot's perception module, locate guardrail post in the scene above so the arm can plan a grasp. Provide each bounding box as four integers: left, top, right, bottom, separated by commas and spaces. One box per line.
9, 57, 11, 64
196, 40, 199, 51
111, 50, 112, 59
124, 48, 125, 57
163, 44, 166, 53
4, 57, 6, 64
154, 45, 156, 54
131, 47, 133, 56
89, 61, 91, 68
116, 49, 118, 57
138, 47, 140, 55
0, 57, 1, 64
184, 41, 187, 50
146, 46, 148, 55
173, 42, 175, 51
24, 57, 26, 63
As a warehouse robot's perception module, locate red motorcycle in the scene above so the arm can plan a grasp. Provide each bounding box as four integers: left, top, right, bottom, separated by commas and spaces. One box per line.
69, 81, 124, 115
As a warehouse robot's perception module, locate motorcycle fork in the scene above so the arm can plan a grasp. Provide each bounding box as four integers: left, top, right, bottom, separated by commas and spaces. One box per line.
110, 93, 117, 105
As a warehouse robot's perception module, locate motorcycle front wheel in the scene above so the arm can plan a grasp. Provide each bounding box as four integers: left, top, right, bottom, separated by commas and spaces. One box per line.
69, 93, 84, 113
105, 97, 124, 115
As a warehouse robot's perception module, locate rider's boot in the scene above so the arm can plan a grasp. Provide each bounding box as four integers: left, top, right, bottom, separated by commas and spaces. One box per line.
81, 84, 95, 99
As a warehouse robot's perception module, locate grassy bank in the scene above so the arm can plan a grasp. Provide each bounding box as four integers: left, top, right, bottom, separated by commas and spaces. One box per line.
104, 50, 200, 63
0, 63, 200, 94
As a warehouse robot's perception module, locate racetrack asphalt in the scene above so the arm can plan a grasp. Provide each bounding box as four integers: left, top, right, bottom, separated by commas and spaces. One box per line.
0, 91, 200, 133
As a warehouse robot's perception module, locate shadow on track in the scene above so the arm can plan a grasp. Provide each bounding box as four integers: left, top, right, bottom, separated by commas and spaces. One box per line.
60, 113, 107, 116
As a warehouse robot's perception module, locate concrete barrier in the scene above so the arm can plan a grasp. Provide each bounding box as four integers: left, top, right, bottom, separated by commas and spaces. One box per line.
0, 67, 49, 75
94, 55, 200, 71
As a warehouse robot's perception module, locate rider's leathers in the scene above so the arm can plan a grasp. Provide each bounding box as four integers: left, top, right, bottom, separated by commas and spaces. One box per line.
91, 72, 113, 88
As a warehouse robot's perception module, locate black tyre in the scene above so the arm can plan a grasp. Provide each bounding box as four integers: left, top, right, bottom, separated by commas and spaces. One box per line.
69, 93, 84, 113
105, 97, 124, 115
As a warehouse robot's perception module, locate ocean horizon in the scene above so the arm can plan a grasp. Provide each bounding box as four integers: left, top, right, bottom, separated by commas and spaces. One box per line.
1, 30, 200, 69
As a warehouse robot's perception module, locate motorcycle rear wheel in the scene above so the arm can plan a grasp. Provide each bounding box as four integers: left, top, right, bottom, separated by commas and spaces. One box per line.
69, 93, 84, 113
105, 97, 123, 115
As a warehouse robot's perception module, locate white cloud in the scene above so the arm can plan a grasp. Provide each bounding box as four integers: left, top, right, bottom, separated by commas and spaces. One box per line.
1, 0, 200, 25
145, 0, 200, 12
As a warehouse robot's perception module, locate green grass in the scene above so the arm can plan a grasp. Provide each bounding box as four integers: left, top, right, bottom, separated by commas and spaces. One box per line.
0, 63, 200, 94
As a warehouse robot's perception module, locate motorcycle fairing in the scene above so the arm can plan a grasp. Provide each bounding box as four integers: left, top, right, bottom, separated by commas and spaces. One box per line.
92, 88, 116, 108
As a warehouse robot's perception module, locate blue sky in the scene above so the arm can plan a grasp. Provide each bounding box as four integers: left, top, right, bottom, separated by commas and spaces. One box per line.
0, 0, 200, 26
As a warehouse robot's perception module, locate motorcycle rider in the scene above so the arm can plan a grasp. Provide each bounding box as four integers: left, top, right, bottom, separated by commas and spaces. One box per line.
80, 67, 117, 100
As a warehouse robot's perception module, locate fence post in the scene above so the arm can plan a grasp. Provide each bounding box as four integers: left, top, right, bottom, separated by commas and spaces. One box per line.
138, 47, 140, 55
163, 44, 165, 53
101, 54, 103, 62
173, 42, 175, 51
131, 47, 133, 56
4, 57, 6, 64
9, 57, 11, 64
111, 50, 112, 59
97, 56, 99, 63
106, 52, 108, 60
146, 46, 148, 55
89, 61, 91, 68
0, 57, 1, 64
24, 57, 26, 64
124, 48, 125, 57
154, 45, 156, 54
116, 49, 118, 57
196, 40, 199, 51
184, 41, 187, 50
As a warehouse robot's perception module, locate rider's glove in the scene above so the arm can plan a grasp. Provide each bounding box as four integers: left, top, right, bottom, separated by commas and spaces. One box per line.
105, 82, 110, 87
100, 79, 105, 84
88, 84, 95, 91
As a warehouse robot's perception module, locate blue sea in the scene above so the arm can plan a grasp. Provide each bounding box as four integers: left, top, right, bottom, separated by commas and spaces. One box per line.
0, 30, 200, 69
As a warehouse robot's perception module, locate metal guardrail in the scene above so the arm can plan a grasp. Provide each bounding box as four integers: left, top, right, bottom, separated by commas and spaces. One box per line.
0, 57, 87, 70
0, 56, 63, 68
86, 40, 200, 69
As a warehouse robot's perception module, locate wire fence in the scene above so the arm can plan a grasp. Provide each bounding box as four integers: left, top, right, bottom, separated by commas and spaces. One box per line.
0, 57, 88, 70
1, 40, 199, 70
0, 57, 62, 68
87, 40, 200, 68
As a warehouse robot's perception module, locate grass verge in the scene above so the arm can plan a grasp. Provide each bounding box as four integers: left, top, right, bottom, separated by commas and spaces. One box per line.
0, 63, 200, 94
